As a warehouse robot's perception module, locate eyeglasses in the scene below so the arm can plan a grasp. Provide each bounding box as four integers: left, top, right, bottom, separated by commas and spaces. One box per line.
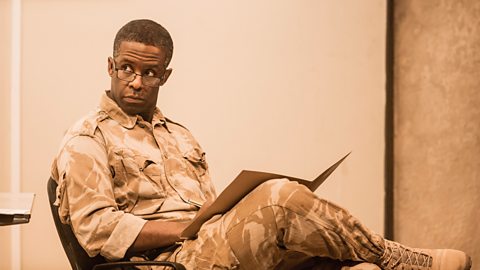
111, 58, 164, 87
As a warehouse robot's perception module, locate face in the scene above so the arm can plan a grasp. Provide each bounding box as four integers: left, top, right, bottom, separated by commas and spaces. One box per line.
107, 41, 172, 121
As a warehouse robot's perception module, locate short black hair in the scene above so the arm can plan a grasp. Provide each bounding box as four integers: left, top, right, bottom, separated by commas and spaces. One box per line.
113, 19, 174, 67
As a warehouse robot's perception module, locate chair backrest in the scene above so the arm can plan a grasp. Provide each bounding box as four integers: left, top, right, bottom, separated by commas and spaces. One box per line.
47, 177, 106, 270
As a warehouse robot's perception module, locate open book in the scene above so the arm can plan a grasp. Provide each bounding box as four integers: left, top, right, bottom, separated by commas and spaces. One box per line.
0, 192, 35, 226
181, 152, 350, 238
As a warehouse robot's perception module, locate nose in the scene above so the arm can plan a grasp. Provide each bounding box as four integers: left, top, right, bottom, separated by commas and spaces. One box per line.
129, 74, 143, 90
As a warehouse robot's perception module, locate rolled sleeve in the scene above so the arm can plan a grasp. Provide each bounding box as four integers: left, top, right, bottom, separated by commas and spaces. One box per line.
101, 213, 147, 260
55, 134, 145, 261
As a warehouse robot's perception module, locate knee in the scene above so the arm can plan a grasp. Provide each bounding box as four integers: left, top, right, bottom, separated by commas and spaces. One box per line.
252, 178, 316, 210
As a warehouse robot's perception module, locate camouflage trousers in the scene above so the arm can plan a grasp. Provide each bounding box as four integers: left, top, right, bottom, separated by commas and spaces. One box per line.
158, 178, 385, 269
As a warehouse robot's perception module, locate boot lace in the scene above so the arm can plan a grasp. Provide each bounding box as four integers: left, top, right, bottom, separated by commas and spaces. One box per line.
380, 240, 433, 269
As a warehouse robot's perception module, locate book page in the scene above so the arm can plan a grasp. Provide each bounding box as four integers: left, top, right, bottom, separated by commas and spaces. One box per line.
0, 193, 35, 215
0, 193, 35, 226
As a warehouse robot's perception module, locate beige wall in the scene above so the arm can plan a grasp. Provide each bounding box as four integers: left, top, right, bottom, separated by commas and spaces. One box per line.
394, 0, 480, 265
2, 1, 386, 269
1, 0, 12, 269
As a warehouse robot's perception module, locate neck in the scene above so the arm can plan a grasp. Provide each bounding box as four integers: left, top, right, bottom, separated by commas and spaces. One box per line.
139, 111, 154, 123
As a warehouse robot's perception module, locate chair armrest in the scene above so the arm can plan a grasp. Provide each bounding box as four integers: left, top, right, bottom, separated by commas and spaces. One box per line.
93, 260, 186, 270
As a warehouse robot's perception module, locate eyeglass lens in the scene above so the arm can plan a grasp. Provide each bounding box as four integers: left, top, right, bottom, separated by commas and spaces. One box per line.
117, 70, 161, 87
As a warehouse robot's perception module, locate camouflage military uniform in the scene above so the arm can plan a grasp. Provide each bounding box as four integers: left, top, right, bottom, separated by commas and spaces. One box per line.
51, 93, 216, 260
52, 93, 385, 269
167, 179, 385, 269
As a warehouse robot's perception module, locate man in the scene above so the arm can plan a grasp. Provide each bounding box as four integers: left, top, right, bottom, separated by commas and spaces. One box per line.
51, 19, 471, 270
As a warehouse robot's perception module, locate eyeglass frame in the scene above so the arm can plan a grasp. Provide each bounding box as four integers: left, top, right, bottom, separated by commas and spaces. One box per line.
109, 57, 166, 87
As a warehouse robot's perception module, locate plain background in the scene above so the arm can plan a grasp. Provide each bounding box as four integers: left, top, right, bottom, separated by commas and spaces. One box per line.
0, 1, 386, 269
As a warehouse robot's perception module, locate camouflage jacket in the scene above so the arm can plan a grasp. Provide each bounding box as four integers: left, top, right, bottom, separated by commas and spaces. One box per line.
51, 92, 217, 261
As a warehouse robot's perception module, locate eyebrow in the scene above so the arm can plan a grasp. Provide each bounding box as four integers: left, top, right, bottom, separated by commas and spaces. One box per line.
117, 58, 163, 70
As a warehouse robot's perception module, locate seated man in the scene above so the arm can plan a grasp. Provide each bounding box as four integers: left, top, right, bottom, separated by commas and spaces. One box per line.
51, 19, 471, 270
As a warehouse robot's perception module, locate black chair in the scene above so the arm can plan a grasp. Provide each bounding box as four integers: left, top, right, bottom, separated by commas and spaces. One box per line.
47, 177, 186, 270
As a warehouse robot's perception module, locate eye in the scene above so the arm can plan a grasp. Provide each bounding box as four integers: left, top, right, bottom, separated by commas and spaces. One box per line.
121, 64, 134, 73
144, 70, 157, 78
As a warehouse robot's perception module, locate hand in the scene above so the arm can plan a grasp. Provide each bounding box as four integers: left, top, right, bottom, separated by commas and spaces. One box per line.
129, 220, 191, 253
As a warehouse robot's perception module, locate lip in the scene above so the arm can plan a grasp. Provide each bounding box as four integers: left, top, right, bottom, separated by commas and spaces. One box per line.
123, 96, 144, 103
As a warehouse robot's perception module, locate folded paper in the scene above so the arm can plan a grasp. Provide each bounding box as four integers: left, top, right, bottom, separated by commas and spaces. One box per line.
181, 152, 351, 238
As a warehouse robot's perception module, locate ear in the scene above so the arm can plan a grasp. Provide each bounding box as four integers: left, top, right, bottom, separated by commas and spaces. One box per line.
107, 57, 114, 77
159, 68, 173, 86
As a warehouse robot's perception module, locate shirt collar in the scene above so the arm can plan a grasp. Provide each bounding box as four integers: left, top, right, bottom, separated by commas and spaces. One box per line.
100, 91, 167, 129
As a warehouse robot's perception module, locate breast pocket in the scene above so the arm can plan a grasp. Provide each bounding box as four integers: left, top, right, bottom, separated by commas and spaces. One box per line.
110, 148, 165, 213
183, 147, 208, 178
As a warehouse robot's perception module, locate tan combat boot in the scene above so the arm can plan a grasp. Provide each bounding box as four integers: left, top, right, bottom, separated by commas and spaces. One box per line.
378, 240, 472, 270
